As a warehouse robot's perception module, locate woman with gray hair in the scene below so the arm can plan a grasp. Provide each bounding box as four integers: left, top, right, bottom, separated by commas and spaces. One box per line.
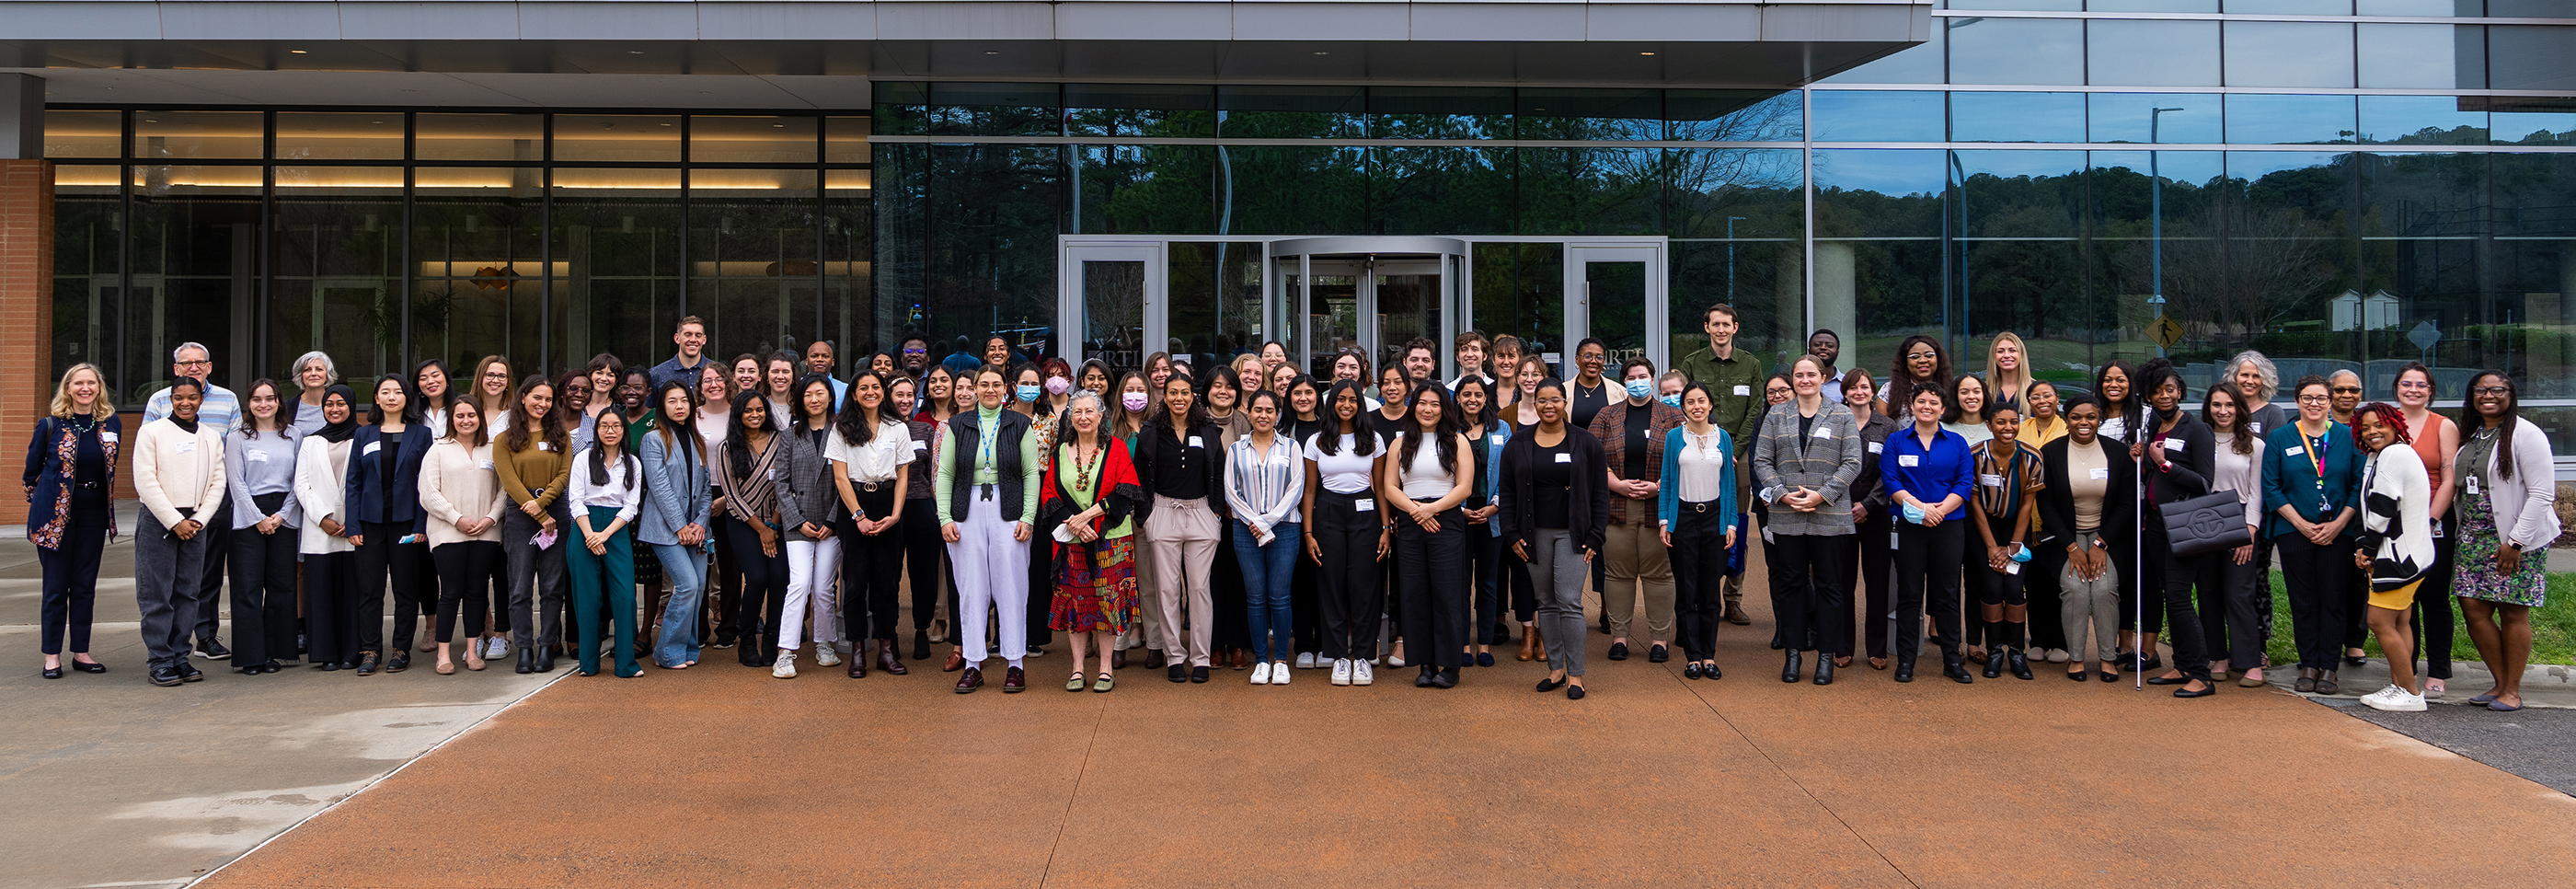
289, 351, 339, 437
2224, 351, 2287, 436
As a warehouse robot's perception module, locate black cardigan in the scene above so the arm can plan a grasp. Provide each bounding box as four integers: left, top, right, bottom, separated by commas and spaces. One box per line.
1132, 420, 1230, 523
2039, 434, 2136, 548
2139, 410, 2216, 507
1497, 425, 1612, 555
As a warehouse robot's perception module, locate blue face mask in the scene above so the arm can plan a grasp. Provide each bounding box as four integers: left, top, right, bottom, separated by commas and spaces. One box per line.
1015, 385, 1041, 402
2010, 543, 2033, 564
1626, 380, 1655, 401
1902, 502, 1928, 525
1658, 394, 1683, 408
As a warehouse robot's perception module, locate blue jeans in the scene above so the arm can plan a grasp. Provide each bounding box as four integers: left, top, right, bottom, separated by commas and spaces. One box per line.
1232, 520, 1301, 664
652, 541, 709, 668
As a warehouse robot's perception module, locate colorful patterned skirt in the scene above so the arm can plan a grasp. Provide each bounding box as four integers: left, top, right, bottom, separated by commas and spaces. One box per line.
2453, 491, 2548, 607
1051, 534, 1141, 634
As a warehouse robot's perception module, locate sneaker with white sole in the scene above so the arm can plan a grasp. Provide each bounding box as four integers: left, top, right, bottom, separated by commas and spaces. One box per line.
485, 637, 511, 659
1271, 661, 1291, 685
1352, 659, 1374, 686
2361, 685, 2426, 712
772, 652, 798, 678
1330, 658, 1352, 687
1296, 652, 1317, 670
1250, 662, 1273, 685
814, 644, 842, 667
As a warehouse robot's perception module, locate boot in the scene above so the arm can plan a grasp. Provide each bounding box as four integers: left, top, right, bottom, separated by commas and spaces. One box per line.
515, 648, 536, 675
878, 640, 908, 675
1531, 625, 1547, 662
535, 646, 556, 674
1780, 649, 1802, 684
2007, 646, 2033, 680
1517, 626, 1536, 662
1983, 624, 2007, 679
848, 641, 868, 678
1942, 652, 1973, 684
1893, 655, 1916, 683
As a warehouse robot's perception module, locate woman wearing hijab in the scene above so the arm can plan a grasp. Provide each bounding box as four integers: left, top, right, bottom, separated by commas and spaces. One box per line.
293, 386, 362, 672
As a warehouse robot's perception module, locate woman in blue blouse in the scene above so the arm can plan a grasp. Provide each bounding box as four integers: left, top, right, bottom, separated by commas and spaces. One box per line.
2262, 375, 2365, 695
1880, 381, 1978, 684
25, 364, 120, 679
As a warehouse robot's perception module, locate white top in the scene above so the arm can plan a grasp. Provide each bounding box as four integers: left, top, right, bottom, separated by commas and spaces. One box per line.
133, 419, 228, 529
2211, 432, 2265, 515
1397, 433, 1458, 502
567, 446, 642, 523
1673, 426, 1731, 506
418, 440, 507, 547
419, 406, 448, 440
823, 421, 914, 483
293, 436, 355, 555
1305, 432, 1382, 495
696, 409, 731, 478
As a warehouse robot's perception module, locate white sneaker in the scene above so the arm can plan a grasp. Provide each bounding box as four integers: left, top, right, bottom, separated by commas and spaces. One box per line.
1296, 652, 1317, 670
1271, 661, 1291, 685
1250, 662, 1273, 685
772, 652, 798, 678
1352, 659, 1374, 687
814, 644, 842, 667
2361, 685, 2427, 712
1330, 658, 1353, 687
485, 637, 511, 659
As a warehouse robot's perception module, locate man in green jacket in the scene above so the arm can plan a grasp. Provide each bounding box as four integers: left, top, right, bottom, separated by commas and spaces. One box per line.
1672, 303, 1766, 626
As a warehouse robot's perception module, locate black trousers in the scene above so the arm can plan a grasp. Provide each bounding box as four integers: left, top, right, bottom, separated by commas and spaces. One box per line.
1027, 505, 1055, 649
1842, 510, 1892, 660
1894, 519, 1965, 664
901, 496, 945, 638
2143, 514, 2214, 680
1466, 515, 1506, 646
842, 487, 906, 641
432, 540, 502, 643
356, 520, 436, 653
1775, 531, 1850, 656
725, 517, 790, 656
2413, 526, 2457, 679
1972, 510, 2030, 606
2278, 533, 2351, 671
305, 550, 359, 665
1671, 504, 1731, 663
38, 495, 111, 655
227, 505, 299, 665
1313, 490, 1385, 661
1394, 507, 1467, 672
2210, 536, 2267, 669
192, 493, 231, 646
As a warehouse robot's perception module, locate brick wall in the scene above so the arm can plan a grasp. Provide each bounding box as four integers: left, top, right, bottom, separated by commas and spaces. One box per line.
0, 160, 52, 526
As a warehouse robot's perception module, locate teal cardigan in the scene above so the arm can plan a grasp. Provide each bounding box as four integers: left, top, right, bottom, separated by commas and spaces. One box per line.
2260, 420, 2364, 541
1656, 425, 1740, 534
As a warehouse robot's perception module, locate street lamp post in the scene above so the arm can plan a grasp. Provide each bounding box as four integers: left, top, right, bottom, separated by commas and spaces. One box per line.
2150, 106, 2183, 357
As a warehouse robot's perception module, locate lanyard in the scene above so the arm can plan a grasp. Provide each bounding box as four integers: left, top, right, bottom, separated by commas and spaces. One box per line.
2304, 431, 2329, 484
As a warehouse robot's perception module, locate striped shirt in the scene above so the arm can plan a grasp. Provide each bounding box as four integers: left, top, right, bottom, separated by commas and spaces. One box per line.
721, 433, 783, 526
1224, 432, 1305, 531
1972, 439, 2045, 518
144, 381, 241, 438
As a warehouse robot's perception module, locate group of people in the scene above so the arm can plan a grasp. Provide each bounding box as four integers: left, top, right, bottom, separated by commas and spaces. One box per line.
22, 309, 2557, 710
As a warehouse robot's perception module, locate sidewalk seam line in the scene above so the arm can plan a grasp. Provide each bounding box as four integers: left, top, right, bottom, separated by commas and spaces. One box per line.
1675, 662, 1925, 889
178, 669, 570, 889
1038, 692, 1110, 889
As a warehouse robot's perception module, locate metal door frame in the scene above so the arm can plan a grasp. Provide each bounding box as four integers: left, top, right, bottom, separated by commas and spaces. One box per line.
1055, 238, 1166, 366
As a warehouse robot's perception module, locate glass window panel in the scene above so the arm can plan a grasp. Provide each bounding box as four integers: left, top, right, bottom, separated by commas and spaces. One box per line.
883, 144, 1060, 352
270, 167, 403, 383
2489, 106, 2576, 144
1952, 0, 2079, 8
2224, 22, 2355, 88
412, 168, 546, 370
554, 114, 681, 163
2358, 152, 2486, 394
872, 82, 929, 136
274, 112, 403, 161
2360, 96, 2490, 144
2225, 150, 2360, 373
2489, 27, 2576, 91
2225, 94, 2359, 144
2356, 0, 2482, 13
1950, 151, 2087, 345
1217, 85, 1364, 139
2089, 94, 2221, 144
2486, 0, 2572, 14
825, 116, 872, 163
1370, 146, 1512, 235
822, 171, 874, 356
129, 167, 261, 398
52, 167, 121, 384
44, 110, 121, 159
1952, 91, 2085, 143
1823, 26, 1943, 84
2490, 153, 2576, 397
1667, 90, 1802, 142
1815, 149, 1947, 383
1066, 84, 1216, 138
414, 113, 543, 162
1068, 144, 1216, 235
1472, 244, 1564, 371
1369, 87, 1512, 140
2225, 0, 2352, 11
1221, 145, 1365, 234
1516, 88, 1662, 141
2087, 0, 2217, 10
2358, 24, 2486, 89
1167, 242, 1265, 367
2089, 20, 2221, 87
928, 82, 1062, 137
135, 110, 263, 160
690, 116, 817, 165
690, 170, 822, 357
553, 169, 682, 365
2089, 150, 2225, 372
1811, 91, 1944, 143
1669, 148, 1806, 367
1517, 148, 1662, 235
1948, 18, 2084, 86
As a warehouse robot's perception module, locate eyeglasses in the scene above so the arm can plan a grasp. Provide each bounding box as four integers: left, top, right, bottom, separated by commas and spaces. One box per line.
2472, 386, 2511, 396
174, 359, 211, 369
2331, 387, 2363, 394
902, 348, 927, 355
2296, 394, 2331, 403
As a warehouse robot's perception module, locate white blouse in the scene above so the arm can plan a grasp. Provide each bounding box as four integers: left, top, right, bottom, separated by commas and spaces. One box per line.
567, 445, 642, 524
824, 421, 914, 483
1673, 427, 1731, 506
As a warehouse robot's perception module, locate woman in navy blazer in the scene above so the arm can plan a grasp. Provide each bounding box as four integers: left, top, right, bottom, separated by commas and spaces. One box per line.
342, 375, 437, 675
24, 364, 121, 679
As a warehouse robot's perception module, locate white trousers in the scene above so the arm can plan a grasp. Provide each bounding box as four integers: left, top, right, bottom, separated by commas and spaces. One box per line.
948, 490, 1030, 666
781, 535, 843, 652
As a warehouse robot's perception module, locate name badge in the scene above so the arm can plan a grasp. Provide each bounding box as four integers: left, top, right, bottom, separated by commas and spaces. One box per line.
362, 441, 382, 456
1811, 426, 1834, 439
1187, 435, 1203, 448
539, 441, 556, 452
1867, 442, 1883, 455
2466, 477, 2480, 496
1492, 433, 1506, 445
100, 432, 120, 444
912, 440, 928, 452
245, 448, 270, 463
1733, 385, 1753, 397
2284, 445, 2305, 456
478, 460, 495, 471
1555, 453, 1573, 464
1893, 531, 1903, 548
2248, 421, 2265, 434
2089, 468, 2110, 480
176, 441, 196, 454
1979, 473, 2003, 488
1354, 498, 1375, 513
1898, 455, 1919, 468
2162, 438, 2185, 452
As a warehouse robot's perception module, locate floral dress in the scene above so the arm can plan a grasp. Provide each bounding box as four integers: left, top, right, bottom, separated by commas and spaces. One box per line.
2452, 426, 2547, 607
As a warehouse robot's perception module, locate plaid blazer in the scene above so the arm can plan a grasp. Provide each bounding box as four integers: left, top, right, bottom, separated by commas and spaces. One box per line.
1589, 398, 1687, 525
1749, 400, 1865, 537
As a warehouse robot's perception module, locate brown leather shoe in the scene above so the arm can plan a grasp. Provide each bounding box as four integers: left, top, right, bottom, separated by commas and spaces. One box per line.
942, 648, 966, 673
877, 641, 908, 675
1723, 603, 1752, 626
1144, 648, 1167, 669
954, 666, 983, 693
1231, 649, 1249, 671
848, 642, 868, 678
1111, 649, 1127, 670
1517, 627, 1536, 662
1003, 665, 1026, 693
1532, 625, 1547, 662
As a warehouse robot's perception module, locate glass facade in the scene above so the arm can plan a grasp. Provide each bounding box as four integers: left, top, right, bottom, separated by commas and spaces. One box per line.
45, 110, 871, 406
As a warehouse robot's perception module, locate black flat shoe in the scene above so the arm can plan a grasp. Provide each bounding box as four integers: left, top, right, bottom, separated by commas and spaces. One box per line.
1192, 664, 1212, 683
319, 661, 341, 672
1812, 657, 1834, 686
2146, 674, 2191, 686
1535, 676, 1566, 693
1780, 650, 1802, 684
148, 666, 185, 687
1607, 641, 1630, 661
386, 652, 410, 674
1416, 667, 1436, 687
1565, 684, 1585, 700
2097, 669, 2119, 683
1648, 644, 1670, 664
2066, 668, 2089, 682
1703, 663, 1722, 680
1683, 663, 1703, 680
73, 659, 106, 674
1430, 668, 1457, 689
42, 664, 63, 679
1168, 664, 1188, 683
1894, 658, 1916, 683
535, 649, 556, 673
2172, 680, 2218, 698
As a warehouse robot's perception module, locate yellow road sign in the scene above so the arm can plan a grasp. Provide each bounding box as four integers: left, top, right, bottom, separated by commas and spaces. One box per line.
2148, 315, 2183, 350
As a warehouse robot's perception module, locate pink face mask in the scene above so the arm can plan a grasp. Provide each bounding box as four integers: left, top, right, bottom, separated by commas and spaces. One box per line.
1045, 376, 1071, 396
1121, 393, 1151, 412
